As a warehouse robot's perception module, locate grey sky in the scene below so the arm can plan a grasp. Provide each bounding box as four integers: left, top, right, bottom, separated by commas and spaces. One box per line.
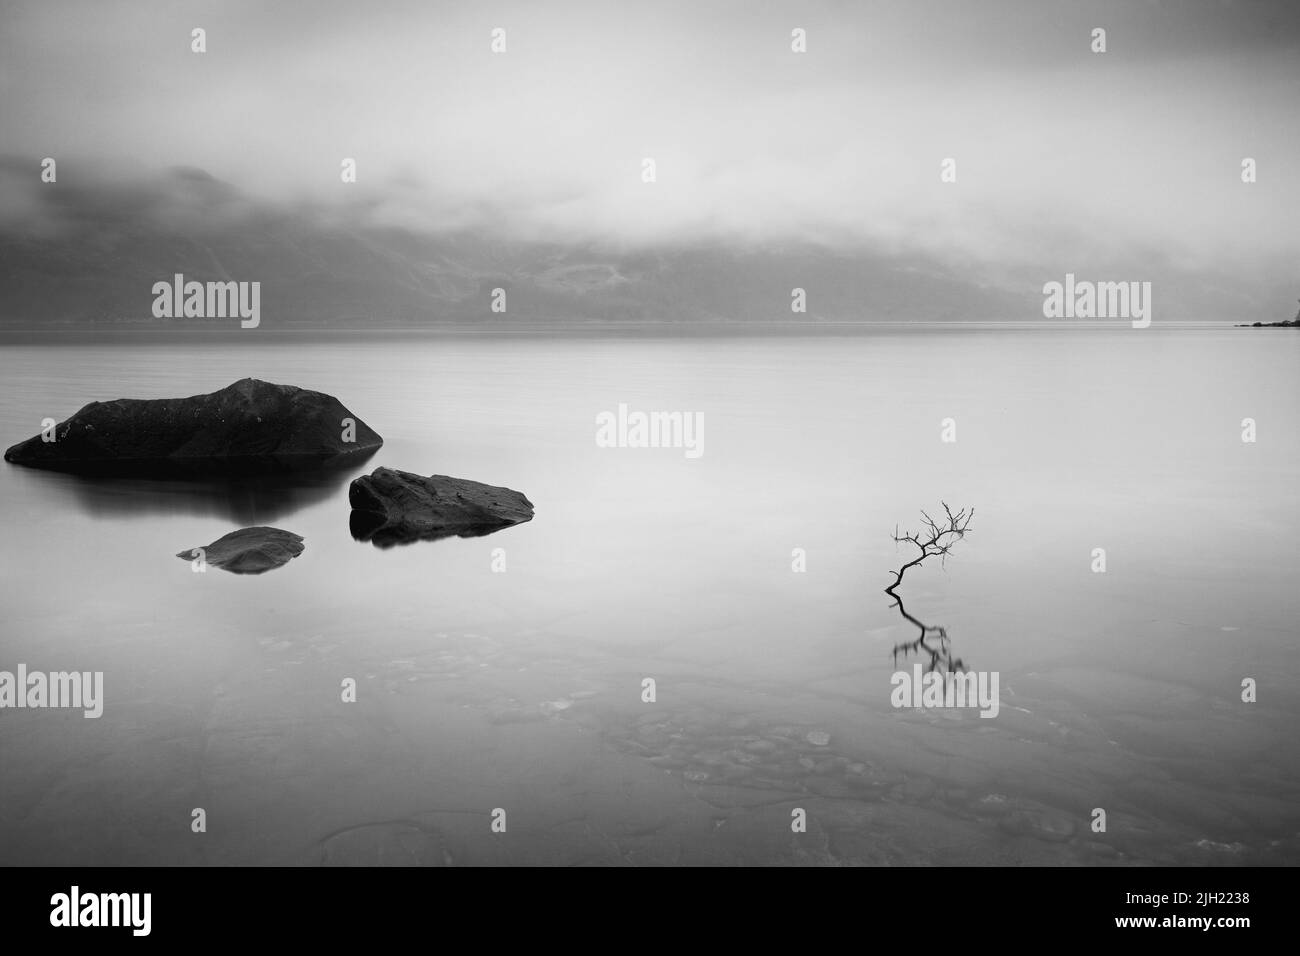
1, 0, 1297, 276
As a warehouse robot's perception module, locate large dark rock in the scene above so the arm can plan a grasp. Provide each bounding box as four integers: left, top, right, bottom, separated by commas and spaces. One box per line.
4, 378, 382, 476
349, 467, 534, 547
177, 526, 304, 574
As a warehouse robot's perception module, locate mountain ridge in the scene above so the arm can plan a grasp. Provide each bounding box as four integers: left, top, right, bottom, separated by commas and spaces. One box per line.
0, 161, 1285, 328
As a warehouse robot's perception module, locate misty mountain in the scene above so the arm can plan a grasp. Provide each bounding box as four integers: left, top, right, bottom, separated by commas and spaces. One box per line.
0, 162, 1279, 328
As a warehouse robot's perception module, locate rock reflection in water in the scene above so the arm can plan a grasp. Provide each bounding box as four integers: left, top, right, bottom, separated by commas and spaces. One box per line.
19, 453, 372, 525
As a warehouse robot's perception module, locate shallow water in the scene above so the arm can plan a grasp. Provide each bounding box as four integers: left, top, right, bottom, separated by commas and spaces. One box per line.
0, 328, 1296, 865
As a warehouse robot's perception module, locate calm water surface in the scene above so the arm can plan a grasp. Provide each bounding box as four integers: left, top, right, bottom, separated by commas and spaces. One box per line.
0, 329, 1296, 865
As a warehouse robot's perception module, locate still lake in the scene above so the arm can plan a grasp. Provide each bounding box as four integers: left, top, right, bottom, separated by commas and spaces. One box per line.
0, 328, 1296, 865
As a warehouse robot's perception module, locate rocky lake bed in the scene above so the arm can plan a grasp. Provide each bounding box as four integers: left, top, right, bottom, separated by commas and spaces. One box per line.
2, 334, 1295, 866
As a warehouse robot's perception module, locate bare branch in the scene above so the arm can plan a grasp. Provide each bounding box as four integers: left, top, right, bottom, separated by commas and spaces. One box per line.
885, 502, 973, 596
885, 503, 974, 674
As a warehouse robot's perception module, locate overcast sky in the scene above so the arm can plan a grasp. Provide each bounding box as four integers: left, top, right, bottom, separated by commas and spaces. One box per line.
1, 0, 1298, 278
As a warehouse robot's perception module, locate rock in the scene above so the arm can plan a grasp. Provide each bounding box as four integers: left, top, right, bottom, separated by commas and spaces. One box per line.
900, 776, 936, 802
5, 378, 382, 476
805, 776, 860, 799
349, 467, 534, 547
692, 750, 728, 767
312, 823, 453, 866
176, 526, 304, 574
974, 793, 1012, 816
647, 755, 687, 770
805, 730, 831, 747
999, 808, 1077, 843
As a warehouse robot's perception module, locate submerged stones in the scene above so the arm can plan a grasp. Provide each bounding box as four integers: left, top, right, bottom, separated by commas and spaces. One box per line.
349, 466, 534, 547
998, 806, 1078, 843
4, 378, 382, 476
605, 708, 888, 800
177, 526, 304, 574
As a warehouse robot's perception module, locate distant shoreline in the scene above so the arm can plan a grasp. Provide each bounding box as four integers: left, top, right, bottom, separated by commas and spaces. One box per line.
0, 320, 1249, 343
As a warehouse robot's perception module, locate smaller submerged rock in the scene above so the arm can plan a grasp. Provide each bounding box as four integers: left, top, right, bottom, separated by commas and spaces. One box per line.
349, 467, 534, 547
177, 526, 304, 574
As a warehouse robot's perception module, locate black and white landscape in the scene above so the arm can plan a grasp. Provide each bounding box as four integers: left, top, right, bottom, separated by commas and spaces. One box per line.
0, 0, 1297, 878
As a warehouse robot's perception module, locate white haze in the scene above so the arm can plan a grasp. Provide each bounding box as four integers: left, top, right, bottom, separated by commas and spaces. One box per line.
0, 0, 1297, 279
